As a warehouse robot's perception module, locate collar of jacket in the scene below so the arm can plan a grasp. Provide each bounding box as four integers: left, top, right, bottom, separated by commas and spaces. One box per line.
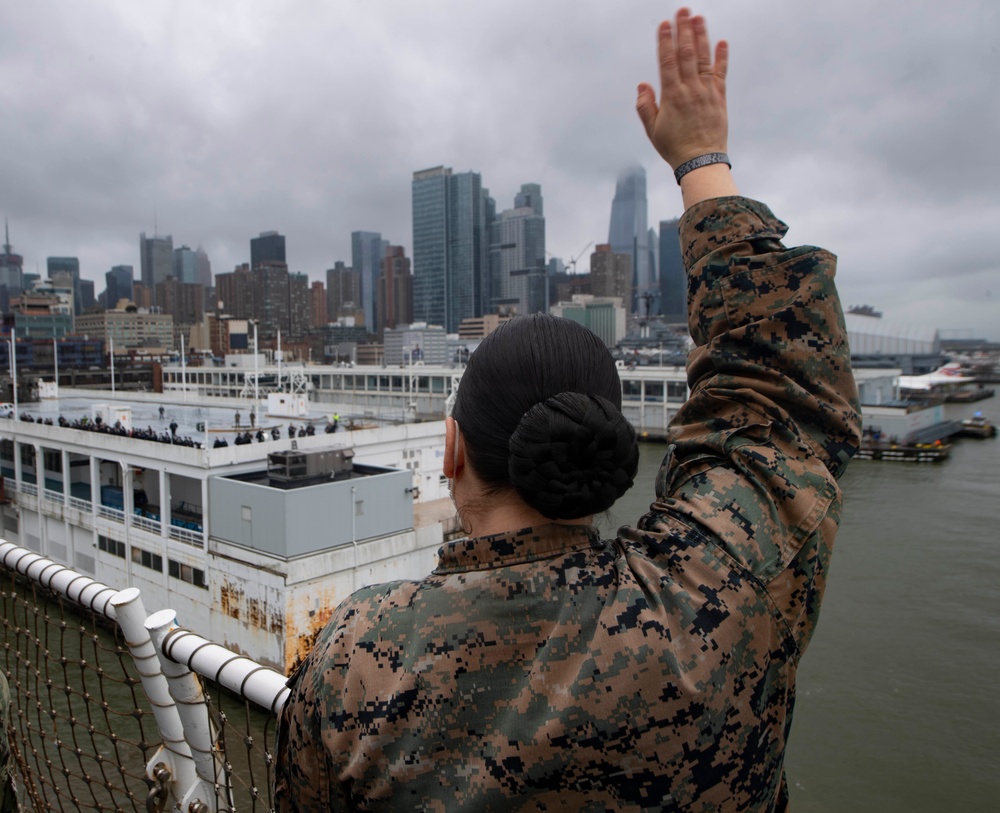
434, 523, 605, 574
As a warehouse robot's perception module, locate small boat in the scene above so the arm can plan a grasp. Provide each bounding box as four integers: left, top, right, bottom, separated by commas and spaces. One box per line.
856, 440, 952, 462
956, 414, 997, 439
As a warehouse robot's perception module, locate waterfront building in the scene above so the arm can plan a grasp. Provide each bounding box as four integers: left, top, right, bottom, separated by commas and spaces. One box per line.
76, 306, 174, 352
140, 233, 174, 304
846, 313, 943, 374
550, 295, 627, 350
383, 323, 448, 366
658, 218, 685, 322
411, 166, 492, 333
489, 184, 546, 317
608, 165, 652, 313
4, 292, 73, 340
376, 246, 413, 340
0, 395, 454, 671
457, 314, 508, 341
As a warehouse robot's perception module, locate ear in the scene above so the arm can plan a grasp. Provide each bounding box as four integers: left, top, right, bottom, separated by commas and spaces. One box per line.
444, 416, 464, 479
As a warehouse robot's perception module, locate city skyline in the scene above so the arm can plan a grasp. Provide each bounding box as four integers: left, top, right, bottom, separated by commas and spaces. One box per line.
0, 1, 996, 340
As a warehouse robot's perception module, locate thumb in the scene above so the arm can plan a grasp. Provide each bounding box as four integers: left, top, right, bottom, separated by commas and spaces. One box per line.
636, 83, 657, 135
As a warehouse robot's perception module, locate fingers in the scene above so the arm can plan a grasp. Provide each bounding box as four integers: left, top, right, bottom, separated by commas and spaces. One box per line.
715, 40, 729, 84
636, 83, 658, 134
657, 19, 679, 93
675, 8, 698, 83
693, 15, 712, 76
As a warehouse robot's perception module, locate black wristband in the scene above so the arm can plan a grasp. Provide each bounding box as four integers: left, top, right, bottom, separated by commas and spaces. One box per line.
673, 152, 731, 184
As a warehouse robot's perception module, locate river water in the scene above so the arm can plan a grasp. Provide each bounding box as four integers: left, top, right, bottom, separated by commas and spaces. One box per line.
5, 394, 997, 810
600, 393, 1000, 811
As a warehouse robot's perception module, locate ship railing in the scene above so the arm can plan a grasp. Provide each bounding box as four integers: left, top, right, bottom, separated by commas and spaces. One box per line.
42, 487, 64, 504
132, 513, 161, 535
98, 503, 125, 522
169, 523, 205, 547
1, 539, 287, 813
18, 481, 37, 496
67, 496, 92, 513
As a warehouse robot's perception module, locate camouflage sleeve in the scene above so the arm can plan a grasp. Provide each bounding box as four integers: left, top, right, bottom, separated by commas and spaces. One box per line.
638, 196, 862, 650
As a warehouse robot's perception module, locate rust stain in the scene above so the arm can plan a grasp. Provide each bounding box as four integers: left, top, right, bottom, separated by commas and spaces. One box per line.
218, 580, 244, 620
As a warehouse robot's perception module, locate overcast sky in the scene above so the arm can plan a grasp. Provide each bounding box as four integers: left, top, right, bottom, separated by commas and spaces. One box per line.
2, 0, 997, 340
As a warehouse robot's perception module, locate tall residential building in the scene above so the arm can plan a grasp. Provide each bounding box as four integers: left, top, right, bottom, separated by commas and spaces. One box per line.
105, 265, 134, 309
215, 265, 254, 320
309, 281, 328, 328
607, 165, 650, 313
376, 246, 413, 339
411, 166, 492, 332
288, 272, 310, 339
326, 262, 363, 324
139, 233, 174, 303
172, 246, 198, 284
155, 277, 205, 327
250, 231, 286, 269
489, 184, 546, 317
659, 218, 685, 323
252, 265, 290, 339
590, 244, 632, 306
351, 231, 387, 331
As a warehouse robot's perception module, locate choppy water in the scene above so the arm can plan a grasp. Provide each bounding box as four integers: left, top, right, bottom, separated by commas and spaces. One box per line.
602, 393, 1000, 810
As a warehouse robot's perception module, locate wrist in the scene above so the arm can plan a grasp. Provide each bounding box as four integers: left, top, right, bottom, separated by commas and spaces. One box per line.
673, 152, 731, 184
679, 163, 738, 211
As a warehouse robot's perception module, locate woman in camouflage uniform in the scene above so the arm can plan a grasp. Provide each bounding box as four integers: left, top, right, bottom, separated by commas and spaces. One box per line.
275, 8, 862, 811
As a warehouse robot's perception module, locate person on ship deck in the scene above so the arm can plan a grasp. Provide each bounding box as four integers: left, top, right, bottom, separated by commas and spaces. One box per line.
273, 8, 862, 811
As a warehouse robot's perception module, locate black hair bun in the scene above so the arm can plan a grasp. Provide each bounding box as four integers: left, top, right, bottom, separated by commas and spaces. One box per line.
508, 392, 639, 519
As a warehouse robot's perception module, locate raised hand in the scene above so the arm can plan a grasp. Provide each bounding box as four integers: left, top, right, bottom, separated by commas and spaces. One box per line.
636, 8, 729, 171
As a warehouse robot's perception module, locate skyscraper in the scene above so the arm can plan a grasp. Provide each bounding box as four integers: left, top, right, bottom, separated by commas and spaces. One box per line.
172, 246, 198, 284
411, 166, 491, 333
326, 262, 362, 324
351, 231, 387, 331
105, 265, 134, 309
250, 231, 286, 269
47, 257, 83, 315
194, 246, 212, 288
377, 246, 413, 339
140, 233, 174, 303
608, 165, 650, 314
658, 218, 685, 323
590, 244, 632, 305
489, 184, 547, 316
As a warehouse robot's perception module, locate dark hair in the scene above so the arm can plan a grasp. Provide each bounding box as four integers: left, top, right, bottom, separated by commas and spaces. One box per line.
452, 314, 638, 519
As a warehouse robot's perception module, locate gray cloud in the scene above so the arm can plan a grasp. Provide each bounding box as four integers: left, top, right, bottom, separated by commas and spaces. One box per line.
1, 0, 997, 339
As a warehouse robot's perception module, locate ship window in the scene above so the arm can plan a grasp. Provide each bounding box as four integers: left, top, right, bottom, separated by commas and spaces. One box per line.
622, 380, 641, 400
169, 558, 208, 589
131, 546, 163, 572
98, 535, 126, 559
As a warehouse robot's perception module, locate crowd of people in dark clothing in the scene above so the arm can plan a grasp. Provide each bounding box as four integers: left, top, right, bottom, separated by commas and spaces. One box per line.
13, 409, 343, 450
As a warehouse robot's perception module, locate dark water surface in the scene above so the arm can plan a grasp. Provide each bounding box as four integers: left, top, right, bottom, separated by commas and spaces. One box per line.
600, 393, 1000, 811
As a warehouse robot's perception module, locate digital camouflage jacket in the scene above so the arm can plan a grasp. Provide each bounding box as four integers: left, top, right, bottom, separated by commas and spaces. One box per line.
273, 197, 863, 811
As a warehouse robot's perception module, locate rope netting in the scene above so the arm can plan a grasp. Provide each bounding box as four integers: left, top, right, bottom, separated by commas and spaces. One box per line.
1, 559, 283, 813
0, 568, 157, 812
198, 683, 278, 813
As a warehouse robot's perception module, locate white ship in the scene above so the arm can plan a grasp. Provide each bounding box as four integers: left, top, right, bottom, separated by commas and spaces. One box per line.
0, 389, 457, 673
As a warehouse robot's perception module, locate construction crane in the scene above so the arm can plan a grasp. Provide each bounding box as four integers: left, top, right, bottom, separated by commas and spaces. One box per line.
566, 241, 595, 274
